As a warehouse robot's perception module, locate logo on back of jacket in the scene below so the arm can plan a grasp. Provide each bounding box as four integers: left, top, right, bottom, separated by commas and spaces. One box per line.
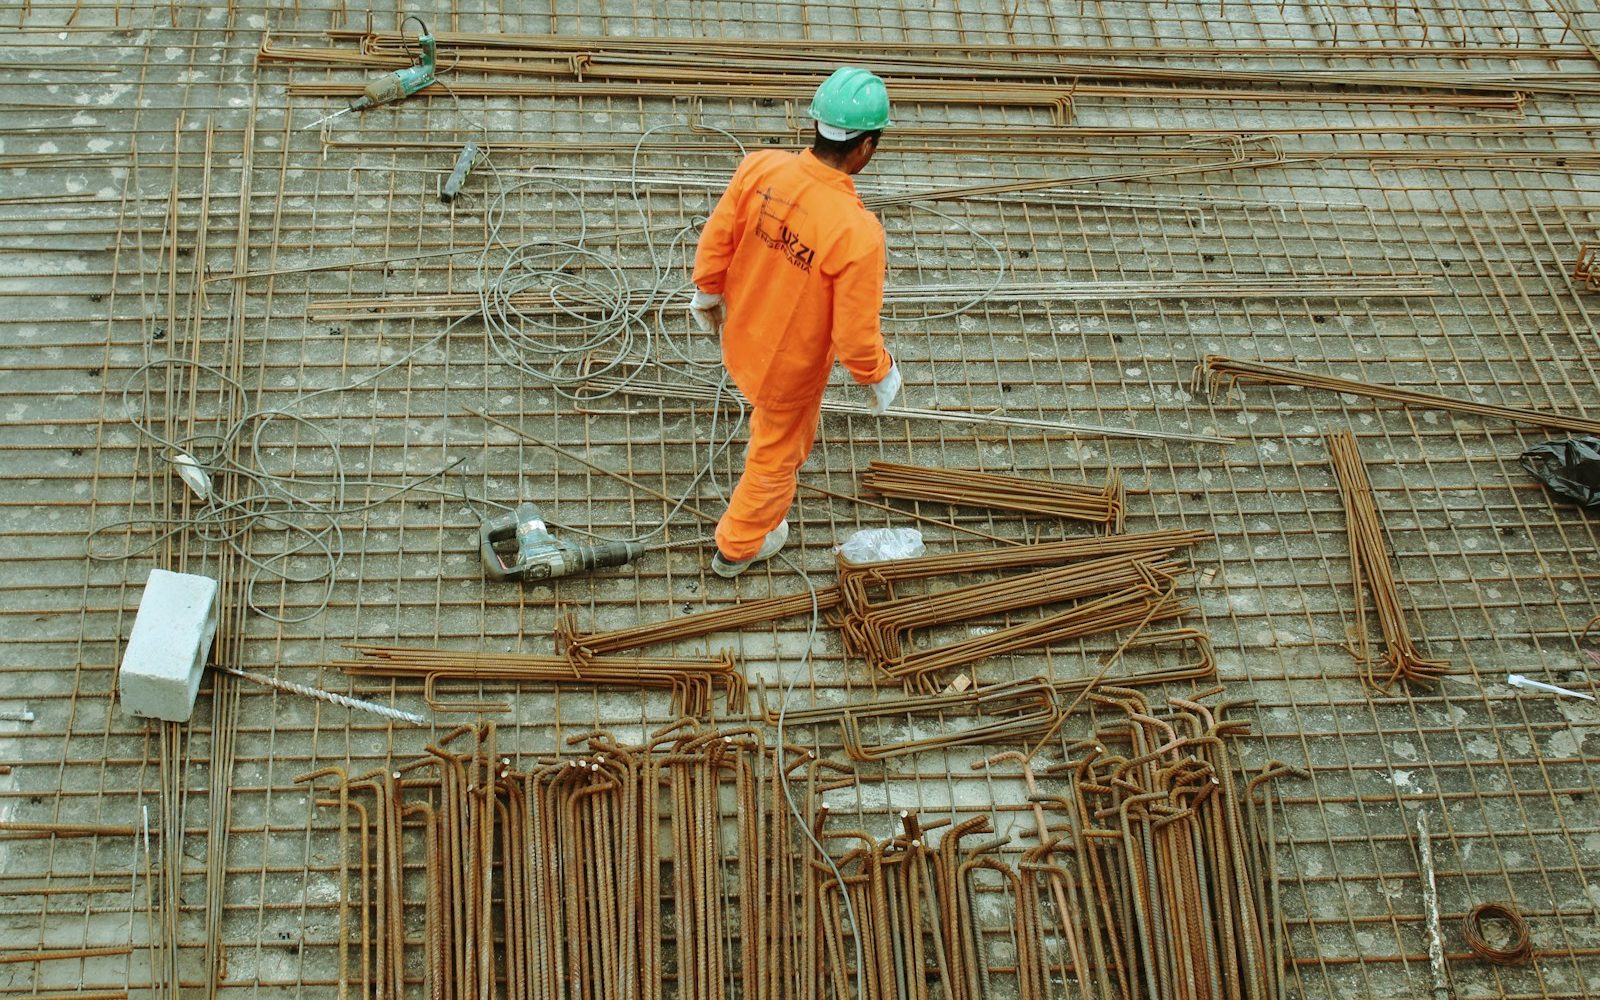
754, 187, 816, 273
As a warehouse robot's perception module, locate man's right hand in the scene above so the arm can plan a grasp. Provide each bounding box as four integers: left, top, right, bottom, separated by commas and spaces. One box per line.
689, 289, 725, 335
867, 361, 902, 416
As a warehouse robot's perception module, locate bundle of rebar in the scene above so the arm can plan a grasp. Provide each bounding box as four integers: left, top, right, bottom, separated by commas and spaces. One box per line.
282, 29, 1577, 93
839, 552, 1186, 667
812, 813, 1034, 1000
292, 689, 1291, 1000
832, 530, 1206, 692
1326, 431, 1450, 688
842, 552, 1155, 662
297, 722, 854, 1000
1195, 355, 1600, 435
263, 31, 1549, 110
803, 688, 1298, 1000
1035, 687, 1305, 1000
885, 583, 1191, 692
834, 527, 1210, 609
333, 644, 744, 716
861, 461, 1126, 531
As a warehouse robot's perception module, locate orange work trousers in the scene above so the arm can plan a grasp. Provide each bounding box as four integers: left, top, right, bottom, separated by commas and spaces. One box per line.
714, 403, 822, 561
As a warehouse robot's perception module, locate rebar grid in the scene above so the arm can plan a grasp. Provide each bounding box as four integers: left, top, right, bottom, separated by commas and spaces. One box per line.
2, 1, 1600, 999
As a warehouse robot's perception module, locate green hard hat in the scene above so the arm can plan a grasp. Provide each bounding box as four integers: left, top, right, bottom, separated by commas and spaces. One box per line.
808, 66, 891, 140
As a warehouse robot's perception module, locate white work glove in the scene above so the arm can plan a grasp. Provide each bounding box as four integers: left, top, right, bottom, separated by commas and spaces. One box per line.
688, 289, 724, 335
867, 361, 902, 416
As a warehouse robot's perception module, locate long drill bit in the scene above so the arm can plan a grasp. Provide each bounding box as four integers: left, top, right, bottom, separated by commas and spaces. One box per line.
216, 665, 429, 726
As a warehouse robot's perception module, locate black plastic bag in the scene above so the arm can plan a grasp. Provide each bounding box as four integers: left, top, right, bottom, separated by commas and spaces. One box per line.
1520, 436, 1600, 510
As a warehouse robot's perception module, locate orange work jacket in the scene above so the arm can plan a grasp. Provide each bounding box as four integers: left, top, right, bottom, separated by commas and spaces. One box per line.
692, 148, 892, 410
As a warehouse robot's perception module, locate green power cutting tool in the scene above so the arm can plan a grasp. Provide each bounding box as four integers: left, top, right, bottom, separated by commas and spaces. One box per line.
302, 19, 437, 130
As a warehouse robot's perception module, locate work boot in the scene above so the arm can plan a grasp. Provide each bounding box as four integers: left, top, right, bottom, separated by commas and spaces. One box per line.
711, 522, 789, 579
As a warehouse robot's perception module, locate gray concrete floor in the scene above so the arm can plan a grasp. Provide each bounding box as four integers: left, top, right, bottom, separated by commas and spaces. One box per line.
3, 1, 1600, 998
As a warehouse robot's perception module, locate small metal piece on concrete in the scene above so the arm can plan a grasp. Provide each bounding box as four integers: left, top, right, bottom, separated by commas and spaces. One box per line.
118, 569, 219, 722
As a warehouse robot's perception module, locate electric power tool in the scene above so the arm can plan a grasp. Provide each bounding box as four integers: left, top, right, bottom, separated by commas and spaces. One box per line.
480, 503, 645, 583
302, 22, 437, 131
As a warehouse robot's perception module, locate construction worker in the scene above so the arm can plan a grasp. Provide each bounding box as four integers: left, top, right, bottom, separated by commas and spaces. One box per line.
689, 66, 901, 579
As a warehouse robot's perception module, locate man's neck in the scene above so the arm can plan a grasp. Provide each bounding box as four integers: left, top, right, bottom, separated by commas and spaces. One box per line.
810, 149, 851, 173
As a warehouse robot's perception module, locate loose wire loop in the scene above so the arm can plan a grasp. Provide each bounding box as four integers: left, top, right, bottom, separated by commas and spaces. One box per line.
88, 124, 760, 616
1463, 901, 1534, 966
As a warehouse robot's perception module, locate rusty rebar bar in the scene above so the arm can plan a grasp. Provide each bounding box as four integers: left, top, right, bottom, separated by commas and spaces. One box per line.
1196, 355, 1600, 436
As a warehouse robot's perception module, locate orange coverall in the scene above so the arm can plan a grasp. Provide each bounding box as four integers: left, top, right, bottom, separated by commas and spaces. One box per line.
692, 148, 892, 561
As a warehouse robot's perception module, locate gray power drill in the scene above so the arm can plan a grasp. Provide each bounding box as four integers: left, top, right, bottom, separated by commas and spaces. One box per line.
479, 503, 644, 582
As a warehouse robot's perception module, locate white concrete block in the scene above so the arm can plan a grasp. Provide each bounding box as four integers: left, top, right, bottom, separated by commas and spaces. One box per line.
119, 569, 219, 723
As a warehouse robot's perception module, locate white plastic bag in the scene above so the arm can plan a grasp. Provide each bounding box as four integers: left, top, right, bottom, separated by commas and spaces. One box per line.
835, 527, 925, 564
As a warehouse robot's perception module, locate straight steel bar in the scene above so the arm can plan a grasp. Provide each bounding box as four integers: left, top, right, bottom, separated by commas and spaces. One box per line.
305, 273, 1440, 320
0, 947, 135, 964
1197, 355, 1600, 435
579, 375, 1234, 445
558, 588, 843, 658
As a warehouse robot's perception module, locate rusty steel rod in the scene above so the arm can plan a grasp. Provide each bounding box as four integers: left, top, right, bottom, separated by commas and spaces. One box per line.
1196, 355, 1600, 436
